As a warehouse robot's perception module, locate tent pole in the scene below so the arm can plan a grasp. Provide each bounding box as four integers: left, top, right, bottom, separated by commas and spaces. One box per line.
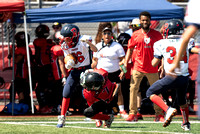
1, 23, 5, 70
7, 20, 11, 67
23, 12, 34, 114
11, 28, 15, 116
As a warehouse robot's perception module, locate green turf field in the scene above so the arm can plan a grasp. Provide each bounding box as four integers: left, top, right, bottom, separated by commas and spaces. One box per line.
0, 116, 199, 134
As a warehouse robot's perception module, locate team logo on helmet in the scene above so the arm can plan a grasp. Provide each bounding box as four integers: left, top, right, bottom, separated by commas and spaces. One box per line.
163, 19, 184, 39
61, 24, 80, 49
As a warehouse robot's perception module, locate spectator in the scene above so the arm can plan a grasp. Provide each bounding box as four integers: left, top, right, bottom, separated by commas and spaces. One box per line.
125, 18, 141, 36
117, 21, 129, 35
48, 22, 63, 45
9, 31, 32, 110
117, 32, 144, 119
95, 22, 112, 44
146, 19, 200, 131
81, 68, 117, 128
57, 24, 97, 128
91, 26, 128, 121
124, 11, 164, 122
33, 24, 56, 114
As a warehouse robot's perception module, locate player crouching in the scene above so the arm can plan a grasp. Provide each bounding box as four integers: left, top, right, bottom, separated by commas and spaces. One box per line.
81, 68, 119, 128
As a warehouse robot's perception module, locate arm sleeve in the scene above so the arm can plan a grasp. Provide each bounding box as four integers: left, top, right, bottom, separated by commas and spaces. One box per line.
153, 41, 163, 59
188, 38, 195, 53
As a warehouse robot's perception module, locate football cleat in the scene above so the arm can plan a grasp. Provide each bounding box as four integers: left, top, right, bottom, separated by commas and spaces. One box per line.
57, 115, 65, 128
120, 110, 129, 119
96, 120, 103, 127
181, 122, 191, 131
126, 114, 138, 122
163, 107, 177, 127
104, 114, 114, 128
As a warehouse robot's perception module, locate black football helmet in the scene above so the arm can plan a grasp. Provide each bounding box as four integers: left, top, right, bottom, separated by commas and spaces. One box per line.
117, 33, 131, 46
35, 24, 50, 38
15, 31, 30, 47
60, 24, 80, 48
163, 19, 184, 39
80, 72, 105, 91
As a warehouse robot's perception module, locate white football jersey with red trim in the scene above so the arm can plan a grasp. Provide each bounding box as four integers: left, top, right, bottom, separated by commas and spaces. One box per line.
154, 37, 195, 76
61, 40, 91, 68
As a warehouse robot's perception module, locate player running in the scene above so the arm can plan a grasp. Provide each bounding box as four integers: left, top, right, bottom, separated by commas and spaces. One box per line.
56, 24, 97, 128
146, 19, 200, 131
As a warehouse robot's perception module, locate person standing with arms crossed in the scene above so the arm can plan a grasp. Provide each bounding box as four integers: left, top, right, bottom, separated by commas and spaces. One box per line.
124, 11, 164, 122
169, 0, 200, 119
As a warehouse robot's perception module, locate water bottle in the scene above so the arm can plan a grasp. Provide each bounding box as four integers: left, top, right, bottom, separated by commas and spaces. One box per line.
119, 64, 127, 73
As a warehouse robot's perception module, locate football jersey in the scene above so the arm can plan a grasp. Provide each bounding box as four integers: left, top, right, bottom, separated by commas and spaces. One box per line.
50, 45, 65, 80
33, 38, 55, 65
93, 41, 125, 73
83, 68, 116, 106
154, 36, 195, 76
15, 47, 32, 79
61, 40, 91, 68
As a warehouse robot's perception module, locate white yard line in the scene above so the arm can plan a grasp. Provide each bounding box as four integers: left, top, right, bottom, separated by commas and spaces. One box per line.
1, 120, 200, 124
0, 121, 193, 134
0, 120, 198, 134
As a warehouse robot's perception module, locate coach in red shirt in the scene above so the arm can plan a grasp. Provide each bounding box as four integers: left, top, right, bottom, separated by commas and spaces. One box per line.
124, 11, 163, 122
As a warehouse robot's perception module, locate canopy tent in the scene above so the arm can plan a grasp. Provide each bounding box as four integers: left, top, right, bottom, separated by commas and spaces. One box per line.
0, 0, 34, 114
0, 0, 25, 12
14, 0, 184, 23
10, 0, 184, 115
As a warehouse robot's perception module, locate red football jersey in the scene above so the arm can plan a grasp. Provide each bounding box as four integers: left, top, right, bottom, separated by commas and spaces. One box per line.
14, 47, 31, 79
83, 68, 116, 106
128, 29, 163, 73
50, 45, 66, 80
33, 38, 55, 66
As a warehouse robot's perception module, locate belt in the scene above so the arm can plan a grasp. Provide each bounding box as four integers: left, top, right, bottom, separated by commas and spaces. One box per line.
73, 66, 86, 70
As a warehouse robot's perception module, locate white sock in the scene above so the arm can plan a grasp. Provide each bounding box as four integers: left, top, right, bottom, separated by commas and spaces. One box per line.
119, 105, 124, 112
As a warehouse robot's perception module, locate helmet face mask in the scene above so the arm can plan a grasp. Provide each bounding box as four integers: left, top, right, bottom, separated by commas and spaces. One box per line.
63, 36, 75, 48
61, 24, 80, 48
163, 19, 184, 39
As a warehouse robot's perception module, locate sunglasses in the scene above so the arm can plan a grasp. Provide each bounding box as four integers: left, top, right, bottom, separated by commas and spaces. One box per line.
133, 24, 140, 28
103, 32, 112, 36
53, 26, 60, 29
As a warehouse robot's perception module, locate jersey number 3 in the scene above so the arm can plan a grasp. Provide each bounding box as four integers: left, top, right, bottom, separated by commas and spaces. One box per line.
166, 46, 187, 64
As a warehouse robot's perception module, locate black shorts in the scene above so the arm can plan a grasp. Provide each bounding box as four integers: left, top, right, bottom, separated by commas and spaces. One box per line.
108, 70, 121, 83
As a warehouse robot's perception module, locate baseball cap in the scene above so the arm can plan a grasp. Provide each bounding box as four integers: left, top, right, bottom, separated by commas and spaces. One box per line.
102, 27, 112, 32
130, 18, 140, 27
52, 22, 62, 29
131, 18, 140, 25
